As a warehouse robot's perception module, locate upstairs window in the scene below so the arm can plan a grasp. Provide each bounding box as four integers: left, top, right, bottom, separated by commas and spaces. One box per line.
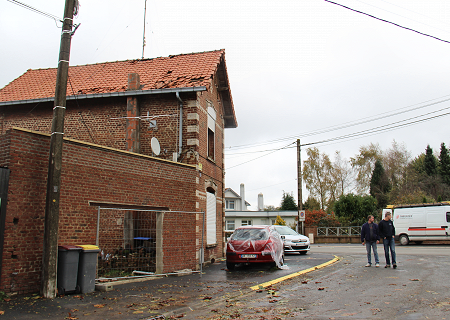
207, 104, 216, 160
226, 200, 235, 210
241, 220, 252, 226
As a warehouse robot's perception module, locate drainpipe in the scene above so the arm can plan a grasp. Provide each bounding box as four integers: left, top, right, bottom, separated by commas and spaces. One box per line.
176, 92, 183, 161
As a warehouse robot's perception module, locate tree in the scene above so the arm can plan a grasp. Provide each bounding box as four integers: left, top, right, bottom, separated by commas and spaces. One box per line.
303, 147, 333, 210
369, 159, 391, 209
383, 140, 410, 193
439, 143, 450, 186
264, 205, 278, 211
424, 145, 438, 176
333, 193, 378, 225
305, 210, 340, 227
274, 215, 286, 226
280, 191, 297, 211
328, 151, 354, 209
303, 196, 321, 211
350, 143, 382, 194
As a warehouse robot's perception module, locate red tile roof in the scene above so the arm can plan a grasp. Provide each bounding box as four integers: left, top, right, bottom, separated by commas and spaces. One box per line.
0, 50, 226, 102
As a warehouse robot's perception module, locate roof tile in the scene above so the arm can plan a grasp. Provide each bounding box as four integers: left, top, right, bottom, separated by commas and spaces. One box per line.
0, 50, 225, 102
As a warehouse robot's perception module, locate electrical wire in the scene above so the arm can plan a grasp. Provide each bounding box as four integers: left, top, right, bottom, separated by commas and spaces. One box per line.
354, 0, 450, 36
6, 0, 62, 24
68, 76, 97, 144
226, 142, 295, 170
324, 0, 450, 44
226, 94, 450, 153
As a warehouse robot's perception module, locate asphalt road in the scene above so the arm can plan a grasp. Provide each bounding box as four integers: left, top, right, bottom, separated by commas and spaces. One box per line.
0, 251, 334, 320
185, 243, 450, 319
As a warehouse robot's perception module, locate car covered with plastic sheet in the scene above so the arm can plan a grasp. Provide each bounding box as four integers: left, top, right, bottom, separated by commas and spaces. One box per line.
226, 225, 284, 270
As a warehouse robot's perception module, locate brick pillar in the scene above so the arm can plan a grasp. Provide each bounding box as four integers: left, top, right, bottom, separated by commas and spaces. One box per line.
126, 73, 140, 153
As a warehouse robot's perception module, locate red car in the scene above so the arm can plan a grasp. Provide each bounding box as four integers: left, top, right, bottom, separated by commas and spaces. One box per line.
226, 225, 284, 270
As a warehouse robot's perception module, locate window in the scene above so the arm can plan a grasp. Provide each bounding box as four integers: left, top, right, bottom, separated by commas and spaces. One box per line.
226, 200, 235, 210
207, 104, 216, 160
271, 219, 276, 225
241, 220, 252, 226
226, 220, 235, 231
447, 212, 450, 223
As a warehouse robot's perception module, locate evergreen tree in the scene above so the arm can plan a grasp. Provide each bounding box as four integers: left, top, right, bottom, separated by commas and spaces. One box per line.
280, 191, 297, 211
369, 159, 391, 209
424, 145, 438, 176
439, 143, 450, 186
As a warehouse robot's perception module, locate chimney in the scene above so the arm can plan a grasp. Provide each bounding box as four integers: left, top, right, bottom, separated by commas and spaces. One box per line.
258, 193, 264, 211
126, 73, 141, 153
240, 183, 246, 211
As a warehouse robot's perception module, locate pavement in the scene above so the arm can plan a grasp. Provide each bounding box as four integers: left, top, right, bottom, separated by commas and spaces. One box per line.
0, 252, 337, 320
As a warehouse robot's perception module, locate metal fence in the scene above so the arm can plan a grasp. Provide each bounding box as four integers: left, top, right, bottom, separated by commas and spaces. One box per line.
317, 226, 361, 236
94, 207, 203, 279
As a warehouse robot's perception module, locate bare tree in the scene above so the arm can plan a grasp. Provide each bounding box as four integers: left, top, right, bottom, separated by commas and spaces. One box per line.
303, 147, 333, 210
350, 143, 382, 194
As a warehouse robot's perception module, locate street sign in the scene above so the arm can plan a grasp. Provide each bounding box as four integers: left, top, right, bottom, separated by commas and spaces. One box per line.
299, 210, 305, 222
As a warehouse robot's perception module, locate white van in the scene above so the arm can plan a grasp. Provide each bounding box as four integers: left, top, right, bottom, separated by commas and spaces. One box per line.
382, 203, 450, 245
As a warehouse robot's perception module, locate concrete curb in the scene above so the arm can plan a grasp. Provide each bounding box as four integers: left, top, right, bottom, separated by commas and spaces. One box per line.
249, 255, 340, 290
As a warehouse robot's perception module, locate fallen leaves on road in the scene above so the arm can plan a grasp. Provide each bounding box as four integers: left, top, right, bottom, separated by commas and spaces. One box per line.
409, 279, 420, 281
93, 304, 106, 308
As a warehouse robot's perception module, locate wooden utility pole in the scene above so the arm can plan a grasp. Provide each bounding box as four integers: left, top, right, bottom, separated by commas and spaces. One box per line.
41, 0, 76, 299
297, 139, 303, 233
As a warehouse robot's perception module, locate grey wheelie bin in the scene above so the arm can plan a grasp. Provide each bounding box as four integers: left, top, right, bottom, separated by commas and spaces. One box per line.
57, 245, 82, 295
76, 245, 101, 293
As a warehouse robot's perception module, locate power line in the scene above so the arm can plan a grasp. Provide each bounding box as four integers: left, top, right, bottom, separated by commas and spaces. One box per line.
324, 0, 450, 45
226, 95, 450, 154
226, 142, 295, 170
6, 0, 62, 23
225, 108, 450, 169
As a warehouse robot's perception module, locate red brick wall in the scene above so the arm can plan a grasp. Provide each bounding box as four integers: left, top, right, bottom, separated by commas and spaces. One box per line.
0, 128, 198, 294
0, 81, 230, 291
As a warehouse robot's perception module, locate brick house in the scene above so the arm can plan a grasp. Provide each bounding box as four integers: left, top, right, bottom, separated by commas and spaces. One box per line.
0, 49, 237, 294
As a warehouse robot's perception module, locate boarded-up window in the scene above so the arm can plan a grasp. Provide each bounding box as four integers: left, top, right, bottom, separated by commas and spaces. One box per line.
206, 191, 216, 245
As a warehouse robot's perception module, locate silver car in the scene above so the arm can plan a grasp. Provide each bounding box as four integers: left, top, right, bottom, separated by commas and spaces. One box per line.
274, 226, 310, 255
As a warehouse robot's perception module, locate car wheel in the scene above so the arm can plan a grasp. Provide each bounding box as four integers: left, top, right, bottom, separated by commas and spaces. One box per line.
300, 251, 307, 255
399, 234, 409, 246
226, 262, 235, 270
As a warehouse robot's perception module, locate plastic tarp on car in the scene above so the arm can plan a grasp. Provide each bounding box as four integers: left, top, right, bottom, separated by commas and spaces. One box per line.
227, 226, 285, 269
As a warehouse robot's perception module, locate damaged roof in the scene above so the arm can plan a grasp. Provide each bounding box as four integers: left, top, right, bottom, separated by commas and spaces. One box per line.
0, 49, 237, 128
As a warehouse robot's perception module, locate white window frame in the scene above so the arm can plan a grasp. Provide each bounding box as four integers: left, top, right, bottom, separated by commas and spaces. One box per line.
241, 220, 252, 226
226, 200, 235, 210
225, 220, 235, 231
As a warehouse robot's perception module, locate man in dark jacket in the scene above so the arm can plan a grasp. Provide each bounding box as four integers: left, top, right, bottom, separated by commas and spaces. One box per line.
378, 211, 397, 268
361, 215, 380, 267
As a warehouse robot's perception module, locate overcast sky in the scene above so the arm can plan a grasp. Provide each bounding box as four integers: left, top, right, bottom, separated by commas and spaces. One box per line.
2, 0, 450, 209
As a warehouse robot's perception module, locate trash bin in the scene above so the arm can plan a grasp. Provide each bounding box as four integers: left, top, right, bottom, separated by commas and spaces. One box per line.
57, 245, 82, 295
76, 245, 101, 294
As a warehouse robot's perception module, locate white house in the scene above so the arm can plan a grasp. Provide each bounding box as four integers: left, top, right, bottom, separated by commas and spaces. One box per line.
224, 184, 298, 232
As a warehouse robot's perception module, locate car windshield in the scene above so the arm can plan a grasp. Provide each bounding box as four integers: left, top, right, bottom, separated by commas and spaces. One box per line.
274, 226, 299, 236
231, 228, 269, 241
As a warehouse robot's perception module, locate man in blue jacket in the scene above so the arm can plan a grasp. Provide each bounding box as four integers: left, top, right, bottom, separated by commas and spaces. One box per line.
361, 215, 380, 267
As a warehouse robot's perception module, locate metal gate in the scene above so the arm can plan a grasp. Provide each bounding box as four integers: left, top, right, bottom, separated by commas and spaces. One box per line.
93, 206, 204, 279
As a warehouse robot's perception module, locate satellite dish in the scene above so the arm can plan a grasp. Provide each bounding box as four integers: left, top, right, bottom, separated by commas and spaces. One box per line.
151, 137, 161, 156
